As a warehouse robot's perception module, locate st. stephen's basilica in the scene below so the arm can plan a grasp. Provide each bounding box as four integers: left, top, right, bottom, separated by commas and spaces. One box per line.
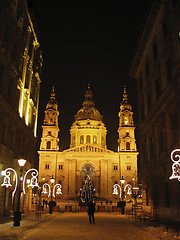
38, 85, 138, 202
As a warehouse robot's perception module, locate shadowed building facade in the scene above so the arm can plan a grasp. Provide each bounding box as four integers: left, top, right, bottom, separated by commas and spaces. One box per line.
130, 0, 180, 218
0, 0, 42, 217
38, 85, 138, 202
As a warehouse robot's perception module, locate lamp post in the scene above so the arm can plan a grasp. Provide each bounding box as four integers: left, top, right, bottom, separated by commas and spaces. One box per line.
49, 175, 55, 214
120, 176, 125, 214
120, 176, 125, 199
132, 187, 139, 219
13, 159, 26, 227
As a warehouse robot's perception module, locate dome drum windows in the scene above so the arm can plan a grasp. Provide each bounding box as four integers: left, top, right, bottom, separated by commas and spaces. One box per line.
80, 135, 97, 145
93, 135, 97, 144
101, 136, 105, 148
86, 135, 90, 144
80, 135, 84, 144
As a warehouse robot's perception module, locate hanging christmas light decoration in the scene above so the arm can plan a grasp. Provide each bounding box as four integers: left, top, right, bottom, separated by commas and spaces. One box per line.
124, 184, 132, 195
112, 184, 122, 198
53, 184, 62, 198
42, 183, 51, 197
169, 149, 180, 181
23, 169, 39, 194
1, 168, 18, 197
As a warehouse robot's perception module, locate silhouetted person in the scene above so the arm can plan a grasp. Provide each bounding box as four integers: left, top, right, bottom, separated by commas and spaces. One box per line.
87, 201, 95, 224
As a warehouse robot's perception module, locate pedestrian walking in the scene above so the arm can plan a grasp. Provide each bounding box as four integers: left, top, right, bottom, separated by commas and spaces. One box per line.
87, 201, 95, 224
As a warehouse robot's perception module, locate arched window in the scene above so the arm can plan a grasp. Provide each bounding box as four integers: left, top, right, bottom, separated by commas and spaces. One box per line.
101, 136, 105, 148
80, 135, 84, 144
71, 135, 75, 147
126, 142, 130, 150
86, 135, 90, 144
47, 141, 51, 149
93, 135, 97, 144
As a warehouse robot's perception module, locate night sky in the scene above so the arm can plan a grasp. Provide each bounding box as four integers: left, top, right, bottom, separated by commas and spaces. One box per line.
32, 2, 149, 151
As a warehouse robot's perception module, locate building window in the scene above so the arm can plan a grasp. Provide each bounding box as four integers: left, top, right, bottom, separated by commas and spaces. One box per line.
141, 142, 148, 167
171, 113, 179, 144
86, 135, 90, 144
113, 165, 118, 171
127, 165, 131, 170
72, 135, 75, 146
162, 21, 167, 39
2, 122, 7, 146
153, 42, 158, 59
45, 164, 49, 169
146, 62, 149, 77
146, 187, 149, 206
141, 104, 144, 122
80, 135, 84, 144
101, 136, 105, 148
147, 94, 151, 112
93, 135, 97, 144
149, 136, 154, 160
8, 78, 13, 102
166, 59, 171, 83
126, 142, 130, 150
159, 128, 165, 151
165, 182, 170, 207
47, 141, 51, 149
155, 78, 161, 99
59, 164, 63, 170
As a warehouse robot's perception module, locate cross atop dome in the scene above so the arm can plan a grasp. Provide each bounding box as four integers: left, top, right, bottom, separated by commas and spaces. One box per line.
83, 83, 95, 108
49, 85, 56, 103
122, 86, 128, 104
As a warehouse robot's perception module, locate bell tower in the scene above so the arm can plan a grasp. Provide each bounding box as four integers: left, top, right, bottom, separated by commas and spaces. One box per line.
118, 87, 137, 152
40, 86, 60, 151
117, 86, 138, 185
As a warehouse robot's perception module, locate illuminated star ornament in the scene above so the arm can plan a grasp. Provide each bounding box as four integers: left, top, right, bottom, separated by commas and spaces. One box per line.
169, 149, 180, 181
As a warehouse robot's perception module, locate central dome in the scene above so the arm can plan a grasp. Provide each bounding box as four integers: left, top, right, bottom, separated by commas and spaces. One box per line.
75, 84, 103, 121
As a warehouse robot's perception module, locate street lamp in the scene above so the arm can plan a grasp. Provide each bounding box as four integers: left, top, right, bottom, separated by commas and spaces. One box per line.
49, 175, 55, 214
120, 176, 126, 214
13, 159, 26, 227
1, 162, 39, 226
120, 176, 125, 186
132, 187, 139, 218
18, 159, 26, 167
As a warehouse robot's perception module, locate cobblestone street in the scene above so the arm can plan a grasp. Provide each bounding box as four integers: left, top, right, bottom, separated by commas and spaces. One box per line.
0, 213, 179, 240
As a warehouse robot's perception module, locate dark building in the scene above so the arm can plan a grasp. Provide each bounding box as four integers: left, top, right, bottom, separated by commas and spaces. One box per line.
130, 0, 180, 219
0, 0, 42, 217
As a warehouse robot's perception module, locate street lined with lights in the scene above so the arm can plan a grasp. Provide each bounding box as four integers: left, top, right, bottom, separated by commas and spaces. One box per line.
0, 148, 179, 231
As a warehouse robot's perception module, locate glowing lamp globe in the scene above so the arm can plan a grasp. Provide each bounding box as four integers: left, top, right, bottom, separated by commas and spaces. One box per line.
26, 179, 30, 184
120, 176, 125, 185
50, 176, 55, 184
18, 159, 26, 167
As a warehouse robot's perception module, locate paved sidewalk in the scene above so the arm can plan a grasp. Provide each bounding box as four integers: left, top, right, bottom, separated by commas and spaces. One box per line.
0, 212, 51, 239
126, 216, 180, 240
0, 212, 179, 240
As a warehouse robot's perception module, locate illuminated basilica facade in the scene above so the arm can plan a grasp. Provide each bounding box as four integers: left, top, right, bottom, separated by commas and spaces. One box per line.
38, 85, 138, 201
